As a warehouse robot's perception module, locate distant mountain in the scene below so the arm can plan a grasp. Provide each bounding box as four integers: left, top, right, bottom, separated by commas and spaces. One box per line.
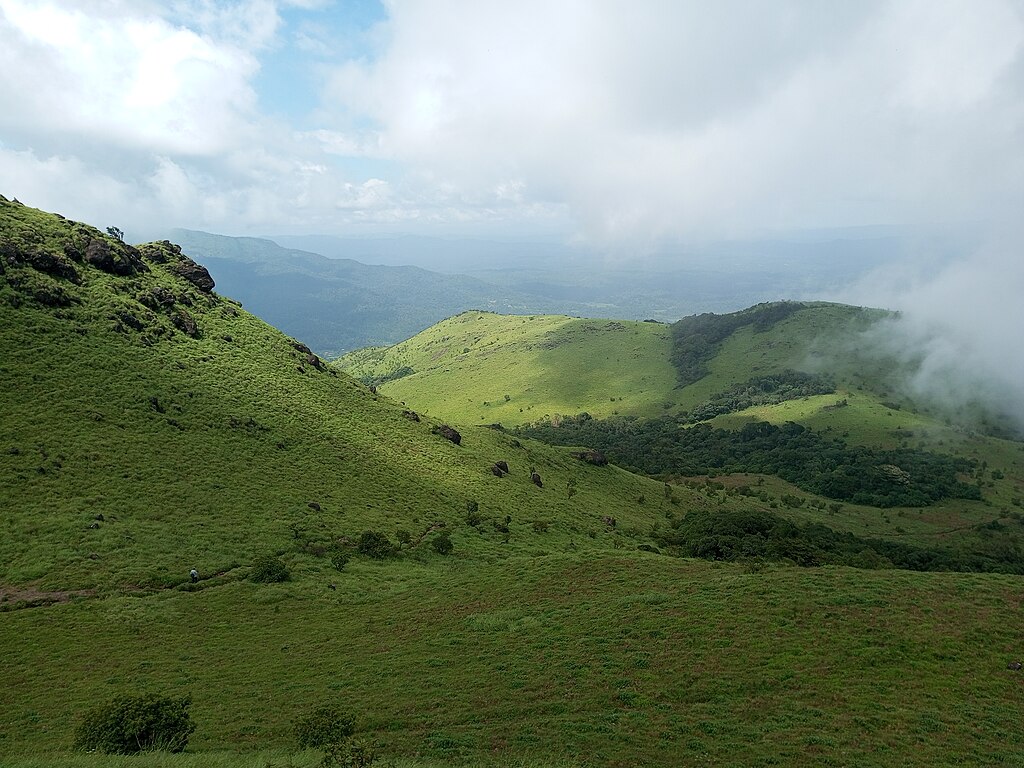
170, 229, 558, 358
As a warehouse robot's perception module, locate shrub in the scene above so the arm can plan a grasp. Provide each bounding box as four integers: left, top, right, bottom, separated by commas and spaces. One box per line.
322, 738, 377, 767
251, 554, 290, 583
431, 531, 453, 555
73, 693, 195, 754
357, 530, 394, 559
294, 706, 355, 750
330, 549, 350, 572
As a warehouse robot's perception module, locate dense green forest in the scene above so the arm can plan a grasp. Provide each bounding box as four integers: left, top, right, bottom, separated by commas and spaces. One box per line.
518, 416, 980, 508
657, 507, 1024, 574
669, 301, 806, 385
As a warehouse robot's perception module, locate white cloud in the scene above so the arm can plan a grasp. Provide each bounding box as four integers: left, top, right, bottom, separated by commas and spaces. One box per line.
326, 0, 1024, 242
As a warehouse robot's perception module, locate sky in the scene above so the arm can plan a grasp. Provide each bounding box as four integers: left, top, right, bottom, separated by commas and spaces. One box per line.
1, 0, 1023, 244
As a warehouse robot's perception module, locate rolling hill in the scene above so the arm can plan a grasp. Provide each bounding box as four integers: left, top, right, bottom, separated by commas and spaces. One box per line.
339, 305, 1024, 567
3, 199, 1024, 767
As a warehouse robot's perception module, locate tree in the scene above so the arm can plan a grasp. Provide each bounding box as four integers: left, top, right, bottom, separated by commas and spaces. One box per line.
106, 226, 124, 242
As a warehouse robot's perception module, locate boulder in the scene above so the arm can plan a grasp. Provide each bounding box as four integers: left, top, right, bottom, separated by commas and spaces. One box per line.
171, 308, 199, 337
167, 255, 215, 292
571, 449, 608, 466
84, 238, 146, 276
402, 410, 421, 422
531, 472, 543, 488
433, 424, 462, 445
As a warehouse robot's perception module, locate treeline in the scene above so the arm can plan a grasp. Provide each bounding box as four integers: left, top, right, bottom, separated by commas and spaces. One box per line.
670, 302, 806, 386
657, 508, 1024, 574
516, 417, 980, 508
681, 370, 835, 423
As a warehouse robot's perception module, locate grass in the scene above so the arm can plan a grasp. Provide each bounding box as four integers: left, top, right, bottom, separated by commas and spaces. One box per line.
4, 199, 1024, 767
337, 313, 681, 424
2, 554, 1024, 766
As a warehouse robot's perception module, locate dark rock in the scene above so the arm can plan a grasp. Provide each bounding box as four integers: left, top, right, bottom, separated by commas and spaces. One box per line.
434, 424, 462, 445
88, 521, 100, 530
84, 238, 146, 276
495, 460, 509, 474
1009, 661, 1022, 670
113, 309, 144, 331
402, 410, 421, 422
601, 515, 617, 528
290, 340, 312, 355
26, 249, 80, 283
369, 385, 377, 394
136, 286, 177, 309
94, 514, 104, 522
305, 352, 324, 370
167, 255, 215, 292
571, 449, 608, 466
171, 308, 199, 337
308, 502, 321, 511
491, 464, 505, 477
531, 472, 543, 488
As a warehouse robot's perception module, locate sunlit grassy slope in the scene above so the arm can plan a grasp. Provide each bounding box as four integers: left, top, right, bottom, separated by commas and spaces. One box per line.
338, 305, 1024, 558
337, 304, 883, 425
338, 312, 682, 424
3, 199, 1024, 767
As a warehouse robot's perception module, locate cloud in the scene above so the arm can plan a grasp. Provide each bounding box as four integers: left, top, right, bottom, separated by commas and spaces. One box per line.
832, 229, 1024, 432
326, 0, 1024, 242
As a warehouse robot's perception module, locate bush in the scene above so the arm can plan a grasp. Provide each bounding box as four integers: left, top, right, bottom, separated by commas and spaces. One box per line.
294, 706, 356, 750
322, 738, 377, 767
251, 554, 290, 583
431, 531, 453, 555
357, 530, 394, 559
330, 548, 350, 572
73, 693, 195, 754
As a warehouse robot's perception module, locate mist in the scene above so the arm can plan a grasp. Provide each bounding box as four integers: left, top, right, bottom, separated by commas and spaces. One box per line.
836, 234, 1024, 434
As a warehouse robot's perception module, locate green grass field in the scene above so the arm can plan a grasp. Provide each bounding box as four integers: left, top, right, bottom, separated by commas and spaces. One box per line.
5, 553, 1024, 767
337, 313, 682, 424
4, 200, 1024, 767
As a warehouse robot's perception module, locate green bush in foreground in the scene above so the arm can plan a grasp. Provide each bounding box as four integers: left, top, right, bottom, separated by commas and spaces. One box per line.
250, 554, 290, 583
293, 706, 356, 750
73, 693, 195, 754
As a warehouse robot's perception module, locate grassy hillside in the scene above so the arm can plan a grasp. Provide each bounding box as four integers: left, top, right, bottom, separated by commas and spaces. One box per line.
339, 305, 1024, 565
3, 199, 1024, 767
338, 312, 681, 424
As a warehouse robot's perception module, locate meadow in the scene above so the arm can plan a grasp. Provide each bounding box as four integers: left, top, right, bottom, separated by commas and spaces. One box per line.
3, 199, 1024, 767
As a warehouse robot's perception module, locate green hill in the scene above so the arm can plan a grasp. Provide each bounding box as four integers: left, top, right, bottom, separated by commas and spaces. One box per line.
339, 305, 1024, 569
3, 199, 1024, 767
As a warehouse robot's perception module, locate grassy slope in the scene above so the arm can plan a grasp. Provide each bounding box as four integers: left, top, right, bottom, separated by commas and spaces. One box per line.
3, 201, 1024, 766
338, 305, 1024, 555
338, 312, 681, 424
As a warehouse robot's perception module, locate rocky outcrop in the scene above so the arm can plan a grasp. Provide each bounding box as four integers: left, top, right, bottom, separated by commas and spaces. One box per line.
84, 238, 146, 276
167, 255, 215, 293
571, 449, 608, 466
433, 424, 462, 445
